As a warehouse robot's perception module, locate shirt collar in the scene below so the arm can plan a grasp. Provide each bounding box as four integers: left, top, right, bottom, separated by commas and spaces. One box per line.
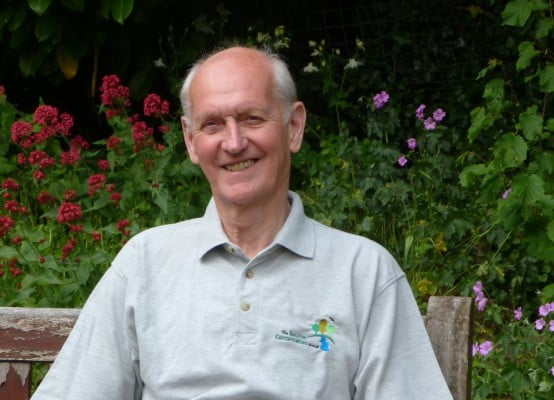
195, 191, 315, 260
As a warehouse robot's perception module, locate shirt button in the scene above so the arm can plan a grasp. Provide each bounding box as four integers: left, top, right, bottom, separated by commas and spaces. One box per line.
240, 303, 251, 312
245, 270, 254, 279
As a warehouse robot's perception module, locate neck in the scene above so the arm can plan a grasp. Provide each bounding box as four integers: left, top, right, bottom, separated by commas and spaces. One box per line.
215, 193, 291, 259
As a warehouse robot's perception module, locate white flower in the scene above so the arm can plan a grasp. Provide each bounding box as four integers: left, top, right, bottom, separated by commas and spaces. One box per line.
344, 58, 363, 70
303, 62, 319, 73
308, 40, 317, 47
356, 38, 365, 50
153, 58, 166, 68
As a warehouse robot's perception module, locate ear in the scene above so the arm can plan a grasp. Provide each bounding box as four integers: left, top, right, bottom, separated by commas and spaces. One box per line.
287, 101, 306, 153
181, 116, 200, 164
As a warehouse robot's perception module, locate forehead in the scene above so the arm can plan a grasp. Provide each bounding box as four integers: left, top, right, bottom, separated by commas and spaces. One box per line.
189, 50, 277, 114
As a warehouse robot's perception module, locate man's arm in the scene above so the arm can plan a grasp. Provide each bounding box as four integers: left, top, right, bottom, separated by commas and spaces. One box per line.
31, 250, 141, 399
353, 276, 453, 400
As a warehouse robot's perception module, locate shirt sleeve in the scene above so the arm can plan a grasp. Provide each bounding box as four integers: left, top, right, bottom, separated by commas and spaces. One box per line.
31, 243, 142, 400
353, 275, 454, 400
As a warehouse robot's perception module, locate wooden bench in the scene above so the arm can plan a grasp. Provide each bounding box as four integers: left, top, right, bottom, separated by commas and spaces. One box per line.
0, 296, 473, 399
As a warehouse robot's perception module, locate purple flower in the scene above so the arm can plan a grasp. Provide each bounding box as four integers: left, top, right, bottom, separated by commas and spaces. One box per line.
550, 320, 554, 332
473, 281, 483, 294
502, 188, 512, 199
423, 117, 436, 130
551, 366, 554, 376
416, 104, 426, 120
373, 91, 390, 109
472, 343, 479, 357
397, 156, 408, 167
535, 318, 546, 331
479, 341, 493, 356
476, 297, 488, 312
514, 307, 522, 321
539, 303, 551, 317
407, 137, 417, 150
432, 108, 446, 122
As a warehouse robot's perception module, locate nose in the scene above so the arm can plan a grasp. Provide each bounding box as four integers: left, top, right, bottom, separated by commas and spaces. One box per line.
221, 118, 248, 154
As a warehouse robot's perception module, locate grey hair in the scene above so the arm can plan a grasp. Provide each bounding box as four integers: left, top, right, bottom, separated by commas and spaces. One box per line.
179, 46, 297, 126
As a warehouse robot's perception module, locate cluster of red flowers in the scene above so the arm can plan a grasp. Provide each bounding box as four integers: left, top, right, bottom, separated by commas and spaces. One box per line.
0, 215, 14, 238
57, 202, 83, 224
10, 105, 73, 149
143, 93, 170, 118
100, 75, 131, 118
117, 219, 131, 236
88, 173, 106, 196
61, 238, 77, 260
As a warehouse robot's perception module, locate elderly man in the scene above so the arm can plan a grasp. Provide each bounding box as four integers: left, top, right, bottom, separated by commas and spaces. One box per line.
32, 47, 453, 399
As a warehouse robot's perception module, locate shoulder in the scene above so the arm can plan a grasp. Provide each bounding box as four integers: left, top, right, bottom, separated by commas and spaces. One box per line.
309, 218, 404, 285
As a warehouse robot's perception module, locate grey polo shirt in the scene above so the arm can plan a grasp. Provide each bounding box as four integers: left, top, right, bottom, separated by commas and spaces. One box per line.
32, 191, 452, 400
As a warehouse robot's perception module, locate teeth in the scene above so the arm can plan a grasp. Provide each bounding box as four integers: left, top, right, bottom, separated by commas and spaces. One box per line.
226, 160, 255, 171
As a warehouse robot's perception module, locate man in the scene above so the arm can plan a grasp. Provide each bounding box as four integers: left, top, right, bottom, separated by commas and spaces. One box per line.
32, 47, 453, 399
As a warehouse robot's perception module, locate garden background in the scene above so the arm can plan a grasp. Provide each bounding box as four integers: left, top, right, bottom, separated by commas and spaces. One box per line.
0, 0, 553, 398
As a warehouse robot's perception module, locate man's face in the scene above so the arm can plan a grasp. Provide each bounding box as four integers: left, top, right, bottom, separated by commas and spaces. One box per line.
182, 49, 305, 209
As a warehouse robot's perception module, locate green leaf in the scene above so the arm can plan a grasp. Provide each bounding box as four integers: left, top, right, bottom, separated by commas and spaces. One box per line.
28, 0, 53, 16
516, 105, 543, 141
34, 14, 56, 42
502, 0, 533, 27
483, 78, 505, 101
0, 246, 18, 258
8, 5, 28, 31
492, 133, 528, 169
111, 0, 134, 24
539, 64, 554, 92
153, 189, 169, 215
468, 107, 494, 142
512, 173, 544, 205
536, 17, 553, 38
459, 164, 488, 187
516, 42, 539, 71
58, 0, 85, 12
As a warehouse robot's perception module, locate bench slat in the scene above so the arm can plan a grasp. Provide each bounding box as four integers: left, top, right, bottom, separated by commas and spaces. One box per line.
0, 308, 80, 362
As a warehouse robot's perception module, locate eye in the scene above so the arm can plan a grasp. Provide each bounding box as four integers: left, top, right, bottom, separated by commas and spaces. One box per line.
243, 114, 265, 126
200, 119, 221, 134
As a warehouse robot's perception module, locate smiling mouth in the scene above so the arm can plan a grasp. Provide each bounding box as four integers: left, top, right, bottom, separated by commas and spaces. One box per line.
224, 159, 257, 172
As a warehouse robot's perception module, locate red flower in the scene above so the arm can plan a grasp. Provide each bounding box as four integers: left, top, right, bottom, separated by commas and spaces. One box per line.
10, 121, 34, 145
71, 135, 90, 150
0, 215, 15, 237
117, 219, 131, 235
4, 200, 20, 213
143, 93, 170, 117
38, 157, 56, 169
57, 202, 83, 224
17, 153, 27, 165
2, 178, 20, 191
11, 235, 22, 245
100, 75, 131, 108
39, 256, 46, 263
106, 135, 121, 150
33, 105, 59, 125
105, 183, 116, 193
110, 192, 122, 206
61, 238, 77, 260
60, 147, 81, 166
92, 231, 102, 241
98, 159, 111, 170
10, 267, 22, 277
88, 174, 106, 196
69, 224, 83, 232
33, 170, 46, 181
64, 190, 77, 201
29, 150, 47, 164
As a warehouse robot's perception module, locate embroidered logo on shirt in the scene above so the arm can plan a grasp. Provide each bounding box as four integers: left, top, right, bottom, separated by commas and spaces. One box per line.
274, 318, 337, 352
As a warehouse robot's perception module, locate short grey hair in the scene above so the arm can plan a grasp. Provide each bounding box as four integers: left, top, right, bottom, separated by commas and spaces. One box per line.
179, 46, 297, 125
